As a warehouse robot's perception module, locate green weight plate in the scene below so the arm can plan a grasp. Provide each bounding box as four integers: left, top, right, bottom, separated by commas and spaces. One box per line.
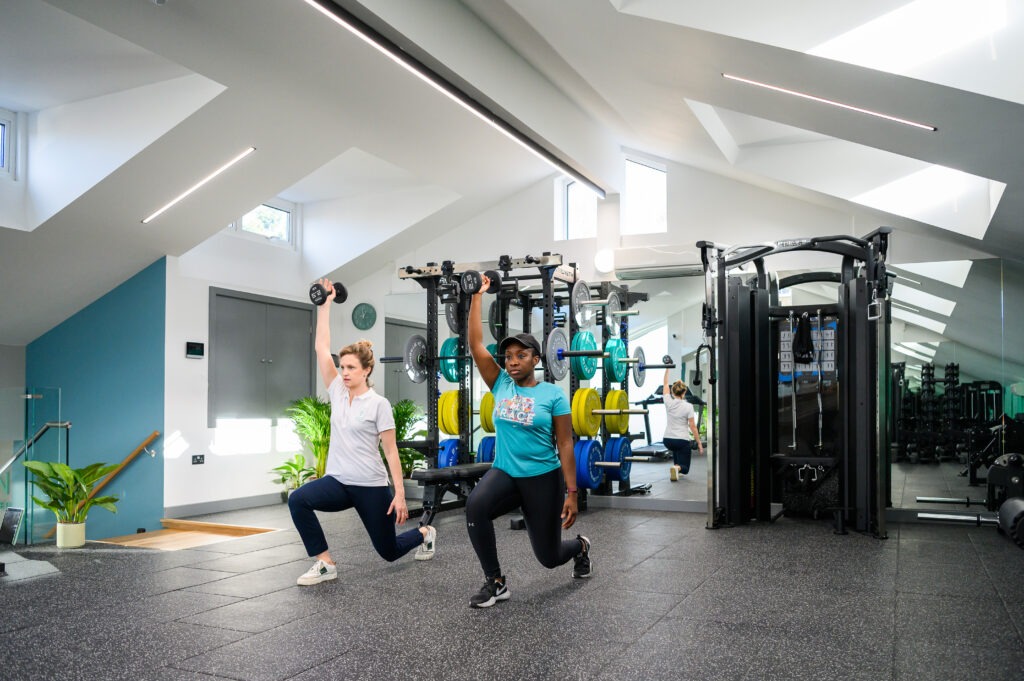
605, 338, 628, 383
572, 331, 598, 380
440, 337, 462, 383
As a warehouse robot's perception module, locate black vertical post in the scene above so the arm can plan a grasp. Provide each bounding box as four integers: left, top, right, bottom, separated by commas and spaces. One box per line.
751, 285, 772, 521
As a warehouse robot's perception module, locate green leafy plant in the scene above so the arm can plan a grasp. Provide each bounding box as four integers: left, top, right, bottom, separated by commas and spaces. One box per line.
271, 453, 316, 491
388, 399, 426, 478
286, 395, 332, 478
23, 460, 120, 524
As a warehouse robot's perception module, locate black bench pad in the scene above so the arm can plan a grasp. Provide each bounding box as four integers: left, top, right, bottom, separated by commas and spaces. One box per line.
411, 462, 492, 484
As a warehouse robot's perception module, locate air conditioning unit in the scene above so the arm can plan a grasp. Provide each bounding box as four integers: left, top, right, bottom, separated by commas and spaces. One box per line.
612, 245, 704, 280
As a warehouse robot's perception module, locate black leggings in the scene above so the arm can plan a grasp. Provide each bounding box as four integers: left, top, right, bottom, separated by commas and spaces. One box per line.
465, 466, 581, 579
288, 476, 422, 561
664, 438, 693, 474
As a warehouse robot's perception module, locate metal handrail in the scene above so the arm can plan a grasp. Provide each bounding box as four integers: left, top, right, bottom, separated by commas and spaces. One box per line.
0, 421, 71, 477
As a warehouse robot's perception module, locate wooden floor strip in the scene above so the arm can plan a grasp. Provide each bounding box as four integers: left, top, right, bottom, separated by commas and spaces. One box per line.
97, 519, 279, 551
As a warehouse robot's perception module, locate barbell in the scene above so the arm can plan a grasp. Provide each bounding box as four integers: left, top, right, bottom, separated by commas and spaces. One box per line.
308, 281, 348, 306
545, 328, 676, 384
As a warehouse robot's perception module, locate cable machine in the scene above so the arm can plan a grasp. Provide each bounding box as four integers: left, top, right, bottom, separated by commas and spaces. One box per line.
698, 228, 892, 538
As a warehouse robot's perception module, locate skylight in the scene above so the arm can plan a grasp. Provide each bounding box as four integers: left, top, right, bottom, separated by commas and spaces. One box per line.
901, 342, 937, 358
808, 0, 1007, 74
851, 166, 1003, 240
891, 307, 947, 335
893, 344, 933, 363
893, 261, 973, 289
891, 283, 956, 317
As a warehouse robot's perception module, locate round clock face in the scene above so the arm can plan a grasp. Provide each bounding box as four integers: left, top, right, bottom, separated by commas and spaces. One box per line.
352, 302, 377, 330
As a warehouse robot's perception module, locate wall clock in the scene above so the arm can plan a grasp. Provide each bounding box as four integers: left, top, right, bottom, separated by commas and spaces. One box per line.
352, 302, 377, 330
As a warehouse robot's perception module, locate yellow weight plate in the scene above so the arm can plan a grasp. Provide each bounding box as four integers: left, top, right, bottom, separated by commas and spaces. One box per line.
445, 390, 460, 435
602, 390, 618, 434
480, 392, 495, 433
571, 389, 584, 436
579, 388, 602, 437
607, 390, 629, 434
437, 392, 450, 435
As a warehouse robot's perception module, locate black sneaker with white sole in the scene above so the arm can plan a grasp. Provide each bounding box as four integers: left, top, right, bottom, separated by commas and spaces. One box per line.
469, 576, 510, 608
572, 535, 592, 578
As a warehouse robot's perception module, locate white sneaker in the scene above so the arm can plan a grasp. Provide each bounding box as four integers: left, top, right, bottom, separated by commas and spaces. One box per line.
297, 559, 337, 585
669, 466, 679, 482
414, 525, 437, 561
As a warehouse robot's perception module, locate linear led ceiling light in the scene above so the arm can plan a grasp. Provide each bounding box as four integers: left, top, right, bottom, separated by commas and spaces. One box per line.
303, 0, 605, 198
722, 73, 937, 131
142, 146, 256, 224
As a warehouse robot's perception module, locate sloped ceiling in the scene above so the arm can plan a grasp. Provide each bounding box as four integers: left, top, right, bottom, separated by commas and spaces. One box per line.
0, 0, 1021, 391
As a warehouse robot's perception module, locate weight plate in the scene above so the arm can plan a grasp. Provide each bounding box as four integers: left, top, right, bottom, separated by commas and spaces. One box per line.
632, 346, 647, 387
575, 440, 603, 490
445, 302, 459, 334
607, 390, 629, 435
477, 435, 496, 463
446, 390, 460, 435
404, 334, 429, 384
570, 390, 582, 436
605, 290, 621, 337
440, 337, 464, 383
437, 391, 452, 435
573, 388, 602, 437
480, 391, 495, 433
571, 331, 599, 380
488, 300, 502, 341
439, 439, 459, 467
604, 437, 632, 481
460, 270, 482, 294
545, 327, 570, 381
605, 338, 628, 384
571, 280, 593, 329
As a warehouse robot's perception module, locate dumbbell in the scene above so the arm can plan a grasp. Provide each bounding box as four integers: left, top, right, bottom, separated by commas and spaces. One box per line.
309, 281, 348, 306
460, 269, 503, 295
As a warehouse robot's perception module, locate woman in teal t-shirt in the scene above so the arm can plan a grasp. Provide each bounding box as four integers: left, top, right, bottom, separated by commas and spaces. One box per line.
464, 273, 592, 609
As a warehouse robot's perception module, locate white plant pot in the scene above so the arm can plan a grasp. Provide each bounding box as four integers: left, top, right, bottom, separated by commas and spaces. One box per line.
403, 478, 424, 501
56, 522, 86, 549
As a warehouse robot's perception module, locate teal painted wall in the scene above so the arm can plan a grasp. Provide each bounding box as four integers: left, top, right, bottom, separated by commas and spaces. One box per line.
26, 259, 165, 540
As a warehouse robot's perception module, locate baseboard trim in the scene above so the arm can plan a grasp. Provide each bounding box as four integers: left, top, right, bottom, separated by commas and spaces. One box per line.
164, 493, 284, 519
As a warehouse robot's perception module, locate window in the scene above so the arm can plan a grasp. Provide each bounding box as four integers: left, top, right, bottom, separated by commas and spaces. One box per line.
0, 107, 15, 179
555, 178, 597, 240
228, 198, 298, 248
621, 158, 667, 235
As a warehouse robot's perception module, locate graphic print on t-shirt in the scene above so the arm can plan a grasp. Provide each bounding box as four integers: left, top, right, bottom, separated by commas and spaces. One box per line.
496, 394, 535, 426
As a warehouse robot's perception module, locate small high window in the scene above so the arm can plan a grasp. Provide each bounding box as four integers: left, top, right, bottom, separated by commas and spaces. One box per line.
0, 107, 15, 179
555, 179, 597, 240
621, 158, 667, 235
228, 198, 298, 248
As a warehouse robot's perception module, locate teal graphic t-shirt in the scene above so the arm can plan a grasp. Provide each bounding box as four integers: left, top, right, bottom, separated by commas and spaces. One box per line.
490, 370, 571, 477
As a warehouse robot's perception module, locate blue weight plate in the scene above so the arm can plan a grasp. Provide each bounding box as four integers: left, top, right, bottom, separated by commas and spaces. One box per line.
438, 439, 459, 467
477, 435, 496, 463
604, 436, 629, 481
581, 439, 603, 489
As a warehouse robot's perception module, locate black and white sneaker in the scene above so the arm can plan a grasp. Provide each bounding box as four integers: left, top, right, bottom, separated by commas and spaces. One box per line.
572, 535, 592, 579
469, 576, 510, 608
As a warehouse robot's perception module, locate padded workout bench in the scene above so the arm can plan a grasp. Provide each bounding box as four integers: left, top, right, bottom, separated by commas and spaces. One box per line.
410, 462, 491, 526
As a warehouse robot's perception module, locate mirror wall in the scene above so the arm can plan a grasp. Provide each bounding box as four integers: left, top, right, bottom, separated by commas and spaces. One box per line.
380, 258, 1022, 515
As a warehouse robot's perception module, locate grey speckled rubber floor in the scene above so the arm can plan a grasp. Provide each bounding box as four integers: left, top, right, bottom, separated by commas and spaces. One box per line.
2, 504, 1021, 681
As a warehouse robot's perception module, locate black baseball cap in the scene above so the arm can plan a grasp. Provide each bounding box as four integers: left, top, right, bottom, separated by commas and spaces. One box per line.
497, 333, 542, 359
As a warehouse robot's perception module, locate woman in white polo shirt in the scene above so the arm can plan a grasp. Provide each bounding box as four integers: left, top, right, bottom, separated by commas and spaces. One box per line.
288, 278, 436, 585
663, 368, 703, 481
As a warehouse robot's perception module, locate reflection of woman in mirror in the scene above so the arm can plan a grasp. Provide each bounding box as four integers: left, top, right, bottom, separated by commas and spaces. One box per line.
663, 369, 703, 481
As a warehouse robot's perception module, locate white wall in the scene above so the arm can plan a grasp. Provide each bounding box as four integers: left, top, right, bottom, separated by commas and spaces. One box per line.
0, 344, 25, 389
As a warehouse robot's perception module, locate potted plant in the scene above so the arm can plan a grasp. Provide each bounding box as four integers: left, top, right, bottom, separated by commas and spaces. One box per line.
286, 396, 332, 479
386, 399, 427, 499
23, 460, 119, 548
271, 453, 316, 502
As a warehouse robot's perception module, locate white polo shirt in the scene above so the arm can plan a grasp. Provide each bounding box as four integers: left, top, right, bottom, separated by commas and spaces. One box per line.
324, 377, 395, 486
663, 394, 697, 441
